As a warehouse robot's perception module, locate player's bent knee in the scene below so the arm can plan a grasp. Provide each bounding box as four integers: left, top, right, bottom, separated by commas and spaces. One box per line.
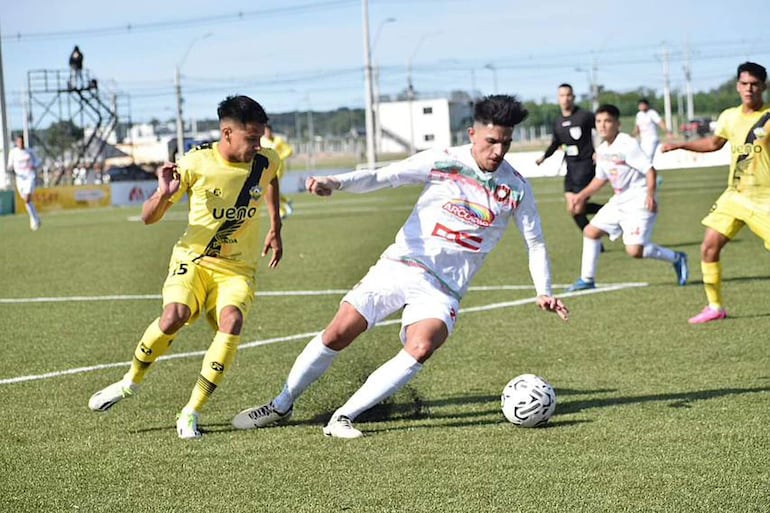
218, 306, 244, 335
159, 303, 191, 333
626, 246, 644, 258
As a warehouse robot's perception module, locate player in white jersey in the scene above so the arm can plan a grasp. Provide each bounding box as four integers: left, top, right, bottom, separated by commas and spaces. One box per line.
232, 95, 569, 439
6, 135, 42, 230
567, 104, 688, 292
632, 98, 670, 161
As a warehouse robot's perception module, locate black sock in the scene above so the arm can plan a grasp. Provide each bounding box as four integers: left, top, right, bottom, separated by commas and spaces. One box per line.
585, 202, 603, 215
572, 214, 589, 231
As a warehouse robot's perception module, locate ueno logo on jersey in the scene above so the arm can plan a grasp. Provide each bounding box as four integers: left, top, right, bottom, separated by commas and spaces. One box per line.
732, 143, 763, 156
212, 206, 258, 220
442, 199, 494, 226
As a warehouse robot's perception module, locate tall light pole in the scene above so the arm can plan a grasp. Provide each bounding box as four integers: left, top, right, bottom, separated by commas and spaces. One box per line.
175, 32, 211, 160
484, 63, 498, 94
372, 17, 395, 157
361, 0, 377, 170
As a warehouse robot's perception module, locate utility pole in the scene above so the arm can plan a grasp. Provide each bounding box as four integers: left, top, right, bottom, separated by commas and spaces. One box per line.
661, 45, 673, 133
591, 58, 599, 112
307, 96, 315, 171
362, 0, 376, 170
683, 45, 694, 121
175, 33, 211, 161
175, 67, 184, 160
0, 25, 9, 189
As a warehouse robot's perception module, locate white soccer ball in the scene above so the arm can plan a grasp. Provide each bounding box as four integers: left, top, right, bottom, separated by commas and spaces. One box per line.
501, 374, 556, 427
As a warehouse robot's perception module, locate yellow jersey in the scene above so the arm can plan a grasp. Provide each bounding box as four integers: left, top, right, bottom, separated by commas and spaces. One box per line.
169, 142, 280, 276
260, 134, 294, 179
715, 105, 770, 201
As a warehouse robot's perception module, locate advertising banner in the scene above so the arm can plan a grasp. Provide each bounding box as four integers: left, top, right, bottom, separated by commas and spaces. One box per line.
110, 181, 188, 207
16, 185, 111, 213
111, 181, 159, 206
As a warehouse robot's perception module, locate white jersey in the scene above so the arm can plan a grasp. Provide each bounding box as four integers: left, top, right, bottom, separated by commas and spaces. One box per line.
595, 133, 652, 206
7, 147, 40, 179
635, 109, 662, 144
332, 144, 553, 299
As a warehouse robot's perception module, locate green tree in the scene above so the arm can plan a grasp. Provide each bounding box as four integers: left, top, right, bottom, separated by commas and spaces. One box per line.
38, 120, 85, 161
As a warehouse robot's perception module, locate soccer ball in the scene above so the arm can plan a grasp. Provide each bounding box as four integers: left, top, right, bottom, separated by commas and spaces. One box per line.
501, 374, 556, 427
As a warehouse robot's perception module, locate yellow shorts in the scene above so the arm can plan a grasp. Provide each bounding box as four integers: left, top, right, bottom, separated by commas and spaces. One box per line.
162, 248, 256, 329
702, 189, 770, 250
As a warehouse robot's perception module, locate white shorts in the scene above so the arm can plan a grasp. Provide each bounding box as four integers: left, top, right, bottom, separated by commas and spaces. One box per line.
590, 197, 657, 246
639, 139, 659, 162
342, 258, 459, 344
15, 173, 36, 197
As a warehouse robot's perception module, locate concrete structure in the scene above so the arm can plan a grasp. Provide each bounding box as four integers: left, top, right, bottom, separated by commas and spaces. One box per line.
377, 97, 472, 154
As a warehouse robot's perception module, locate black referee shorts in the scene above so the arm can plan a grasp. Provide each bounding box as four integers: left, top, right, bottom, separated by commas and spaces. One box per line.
563, 160, 596, 193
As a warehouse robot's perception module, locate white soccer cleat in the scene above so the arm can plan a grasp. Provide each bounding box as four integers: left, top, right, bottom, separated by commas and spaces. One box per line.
88, 379, 139, 412
30, 218, 40, 231
232, 401, 293, 430
176, 409, 202, 440
322, 415, 363, 439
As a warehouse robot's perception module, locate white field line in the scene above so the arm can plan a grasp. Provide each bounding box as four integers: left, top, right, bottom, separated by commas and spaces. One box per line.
0, 284, 585, 304
0, 282, 646, 386
125, 195, 573, 222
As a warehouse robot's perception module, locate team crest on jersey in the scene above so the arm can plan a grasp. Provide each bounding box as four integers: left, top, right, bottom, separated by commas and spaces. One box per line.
569, 127, 582, 140
442, 199, 494, 227
249, 184, 263, 201
494, 184, 511, 202
206, 188, 223, 200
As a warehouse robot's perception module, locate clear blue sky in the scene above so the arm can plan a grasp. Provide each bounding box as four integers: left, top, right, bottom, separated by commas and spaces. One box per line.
2, 0, 769, 130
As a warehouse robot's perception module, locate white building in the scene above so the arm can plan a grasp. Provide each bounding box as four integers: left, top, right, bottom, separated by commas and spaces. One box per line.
377, 97, 473, 154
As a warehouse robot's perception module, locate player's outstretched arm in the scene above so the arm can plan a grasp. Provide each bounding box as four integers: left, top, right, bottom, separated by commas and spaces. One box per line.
306, 176, 340, 196
661, 135, 726, 154
536, 295, 569, 321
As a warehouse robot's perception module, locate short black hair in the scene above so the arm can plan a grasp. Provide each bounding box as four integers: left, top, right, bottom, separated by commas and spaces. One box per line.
596, 104, 620, 120
558, 83, 573, 91
737, 62, 767, 83
217, 95, 269, 125
473, 94, 529, 128
638, 98, 650, 105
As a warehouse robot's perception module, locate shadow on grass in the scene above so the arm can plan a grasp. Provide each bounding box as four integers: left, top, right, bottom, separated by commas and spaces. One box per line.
132, 385, 770, 436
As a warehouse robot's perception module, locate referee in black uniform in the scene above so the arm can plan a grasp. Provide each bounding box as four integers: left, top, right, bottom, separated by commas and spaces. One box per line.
536, 83, 603, 238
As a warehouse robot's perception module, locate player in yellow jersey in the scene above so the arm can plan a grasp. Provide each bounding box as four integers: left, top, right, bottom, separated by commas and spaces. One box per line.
662, 62, 770, 324
261, 124, 295, 219
88, 95, 283, 439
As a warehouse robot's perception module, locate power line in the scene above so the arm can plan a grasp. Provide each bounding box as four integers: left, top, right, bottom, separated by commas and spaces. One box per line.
1, 0, 357, 42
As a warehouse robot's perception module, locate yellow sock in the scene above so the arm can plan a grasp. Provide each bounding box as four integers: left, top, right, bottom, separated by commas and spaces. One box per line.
183, 332, 240, 413
701, 261, 723, 310
125, 318, 175, 384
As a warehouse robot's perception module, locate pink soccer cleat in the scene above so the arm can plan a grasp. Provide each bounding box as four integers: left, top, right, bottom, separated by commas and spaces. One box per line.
688, 306, 727, 325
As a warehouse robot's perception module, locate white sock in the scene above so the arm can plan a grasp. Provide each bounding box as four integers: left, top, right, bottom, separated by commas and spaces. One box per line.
27, 202, 40, 226
332, 349, 423, 422
273, 332, 338, 413
642, 243, 677, 263
580, 237, 602, 282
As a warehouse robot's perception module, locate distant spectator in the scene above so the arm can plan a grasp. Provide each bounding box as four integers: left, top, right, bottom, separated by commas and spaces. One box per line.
69, 45, 83, 89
